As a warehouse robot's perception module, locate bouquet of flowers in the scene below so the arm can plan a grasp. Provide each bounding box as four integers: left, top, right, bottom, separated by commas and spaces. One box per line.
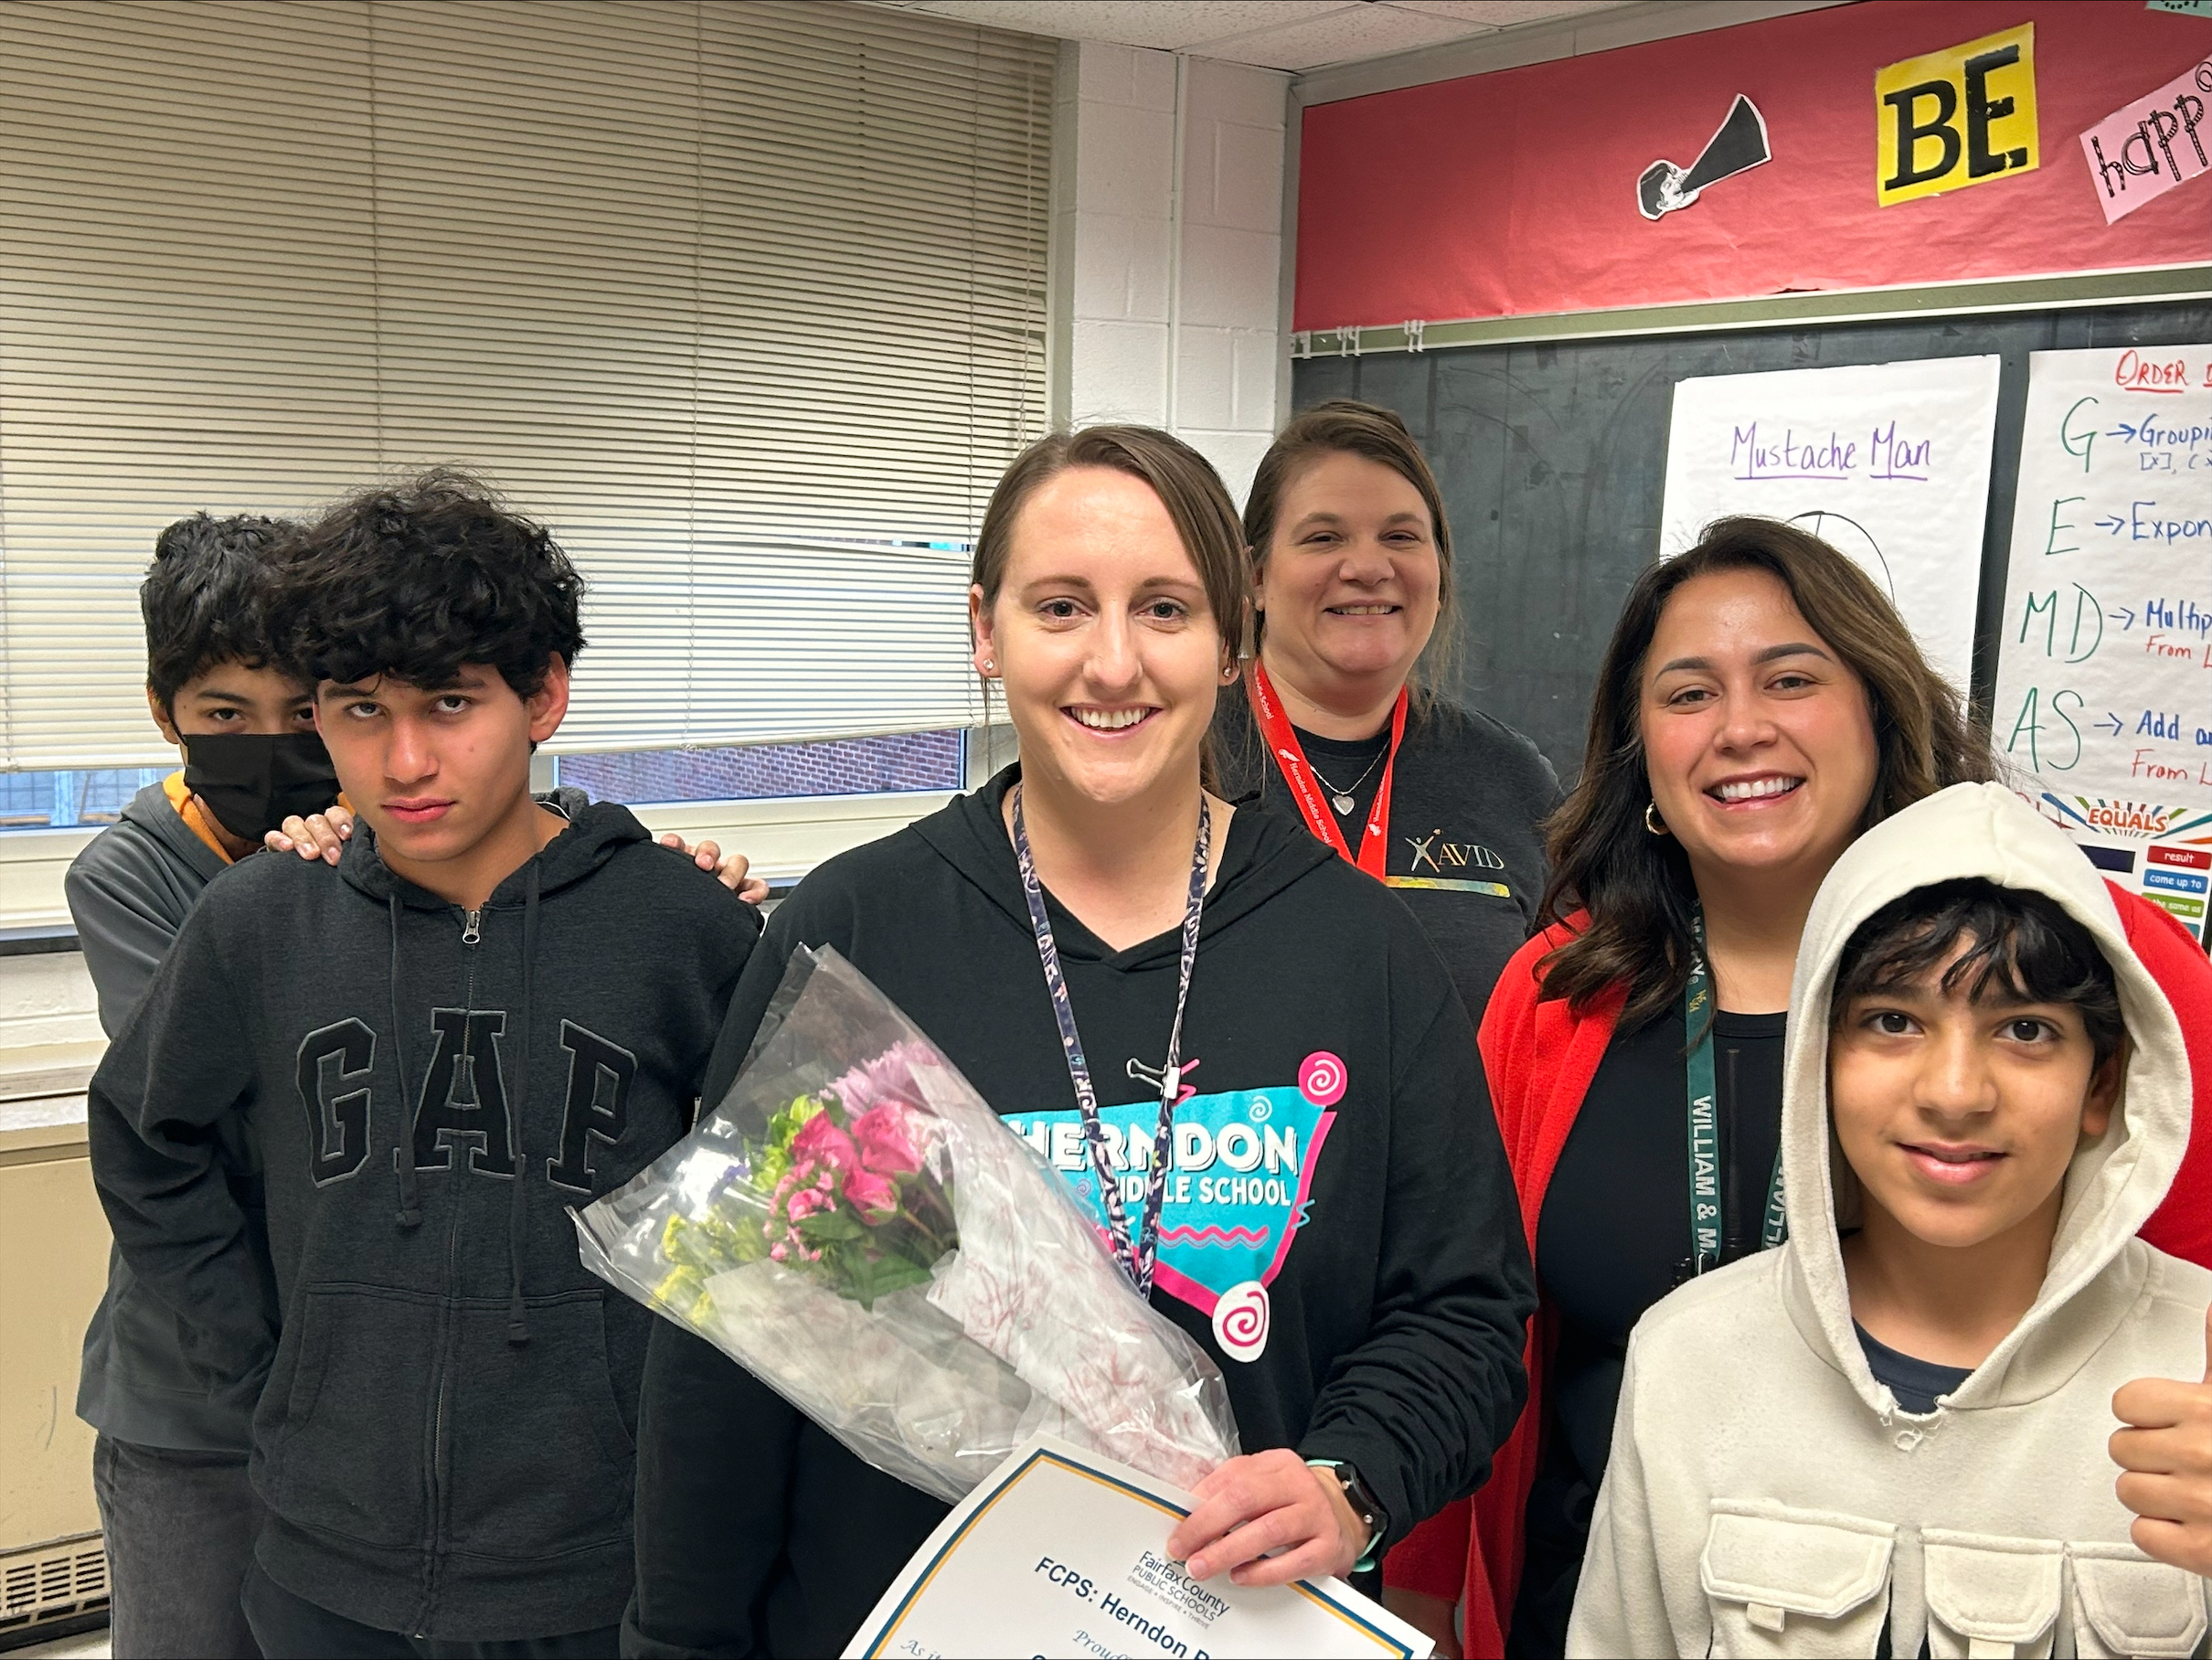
574, 945, 1239, 1503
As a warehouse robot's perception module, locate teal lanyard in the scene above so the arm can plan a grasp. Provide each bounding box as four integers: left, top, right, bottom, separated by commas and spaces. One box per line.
1686, 906, 1787, 1277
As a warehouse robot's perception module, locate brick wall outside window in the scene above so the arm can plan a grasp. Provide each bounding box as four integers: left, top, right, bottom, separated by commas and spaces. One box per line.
556, 729, 965, 806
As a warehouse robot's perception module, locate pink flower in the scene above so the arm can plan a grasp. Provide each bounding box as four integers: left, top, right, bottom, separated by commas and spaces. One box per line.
830, 1042, 931, 1116
843, 1166, 899, 1218
786, 1186, 830, 1224
790, 1112, 857, 1175
852, 1103, 923, 1176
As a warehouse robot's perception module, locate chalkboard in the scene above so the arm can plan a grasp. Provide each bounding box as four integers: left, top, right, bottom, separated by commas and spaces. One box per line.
1291, 301, 2212, 782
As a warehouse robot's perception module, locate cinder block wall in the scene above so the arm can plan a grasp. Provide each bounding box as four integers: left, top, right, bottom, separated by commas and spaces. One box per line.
1053, 41, 1289, 506
0, 952, 101, 1054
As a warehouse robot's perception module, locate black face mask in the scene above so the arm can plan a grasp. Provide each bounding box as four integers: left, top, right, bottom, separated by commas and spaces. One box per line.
181, 733, 343, 843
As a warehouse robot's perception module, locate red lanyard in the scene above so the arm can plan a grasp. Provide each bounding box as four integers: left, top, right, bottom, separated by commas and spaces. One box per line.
1247, 660, 1407, 882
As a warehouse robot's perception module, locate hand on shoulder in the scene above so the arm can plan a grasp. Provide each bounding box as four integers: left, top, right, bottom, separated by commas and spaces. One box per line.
655, 834, 771, 904
261, 805, 770, 905
264, 803, 353, 864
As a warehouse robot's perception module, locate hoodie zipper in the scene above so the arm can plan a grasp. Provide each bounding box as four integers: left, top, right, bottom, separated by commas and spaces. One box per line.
416, 906, 484, 1636
417, 1205, 462, 1637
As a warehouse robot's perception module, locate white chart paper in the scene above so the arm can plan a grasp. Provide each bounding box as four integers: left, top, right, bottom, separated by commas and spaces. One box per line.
1660, 356, 2002, 697
843, 1435, 1431, 1659
1991, 345, 2212, 945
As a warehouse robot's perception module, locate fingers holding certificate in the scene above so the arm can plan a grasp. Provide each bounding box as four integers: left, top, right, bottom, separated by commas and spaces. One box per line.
1170, 1448, 1367, 1586
845, 1435, 1434, 1659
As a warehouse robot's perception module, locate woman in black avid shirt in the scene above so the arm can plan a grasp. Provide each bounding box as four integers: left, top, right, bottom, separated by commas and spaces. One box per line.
1212, 401, 1559, 1026
625, 426, 1535, 1658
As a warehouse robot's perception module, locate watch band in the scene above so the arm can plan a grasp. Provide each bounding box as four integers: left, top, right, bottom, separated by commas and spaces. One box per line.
1306, 1458, 1388, 1573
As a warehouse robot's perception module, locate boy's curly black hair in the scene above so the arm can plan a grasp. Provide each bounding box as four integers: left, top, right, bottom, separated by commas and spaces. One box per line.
268, 469, 585, 697
142, 513, 302, 714
1833, 878, 2127, 1070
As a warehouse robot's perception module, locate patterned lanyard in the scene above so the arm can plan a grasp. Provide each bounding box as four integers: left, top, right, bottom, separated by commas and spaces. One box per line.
1685, 904, 1787, 1277
1010, 782, 1210, 1297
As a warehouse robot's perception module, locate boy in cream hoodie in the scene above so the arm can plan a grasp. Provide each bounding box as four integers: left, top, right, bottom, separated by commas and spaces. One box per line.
1570, 783, 2212, 1659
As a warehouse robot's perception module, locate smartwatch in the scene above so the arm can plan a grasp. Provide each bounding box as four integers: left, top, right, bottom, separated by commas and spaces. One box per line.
1306, 1459, 1388, 1572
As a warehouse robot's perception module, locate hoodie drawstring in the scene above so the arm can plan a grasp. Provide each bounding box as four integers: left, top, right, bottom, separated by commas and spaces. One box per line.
390, 893, 422, 1229
505, 863, 540, 1346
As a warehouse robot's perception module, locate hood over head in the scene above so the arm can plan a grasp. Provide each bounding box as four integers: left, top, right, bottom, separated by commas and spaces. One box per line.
1780, 782, 2191, 1412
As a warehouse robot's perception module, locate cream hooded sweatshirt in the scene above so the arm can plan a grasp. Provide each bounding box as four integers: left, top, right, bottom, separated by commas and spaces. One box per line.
1568, 783, 2211, 1660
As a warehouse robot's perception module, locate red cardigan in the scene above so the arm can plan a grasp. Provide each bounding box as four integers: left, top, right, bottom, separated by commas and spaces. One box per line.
1385, 882, 2212, 1657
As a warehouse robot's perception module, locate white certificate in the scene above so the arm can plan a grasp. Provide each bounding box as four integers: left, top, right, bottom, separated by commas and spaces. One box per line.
843, 1434, 1433, 1659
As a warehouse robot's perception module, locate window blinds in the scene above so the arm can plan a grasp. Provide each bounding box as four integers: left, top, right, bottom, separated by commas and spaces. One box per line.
0, 0, 1053, 769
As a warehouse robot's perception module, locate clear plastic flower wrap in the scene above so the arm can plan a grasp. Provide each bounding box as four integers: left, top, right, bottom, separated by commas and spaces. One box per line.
573, 944, 1239, 1504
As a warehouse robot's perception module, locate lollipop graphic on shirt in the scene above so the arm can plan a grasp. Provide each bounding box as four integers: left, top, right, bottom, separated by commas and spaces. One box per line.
1212, 1279, 1271, 1363
1300, 1050, 1347, 1108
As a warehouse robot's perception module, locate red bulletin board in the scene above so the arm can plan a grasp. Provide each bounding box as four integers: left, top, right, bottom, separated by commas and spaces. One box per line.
1293, 0, 2212, 331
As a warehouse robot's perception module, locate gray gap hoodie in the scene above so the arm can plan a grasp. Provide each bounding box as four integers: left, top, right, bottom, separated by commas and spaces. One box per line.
89, 796, 758, 1641
1569, 783, 2212, 1660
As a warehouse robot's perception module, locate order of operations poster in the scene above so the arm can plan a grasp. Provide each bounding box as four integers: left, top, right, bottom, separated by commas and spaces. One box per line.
1660, 356, 2001, 697
1993, 344, 2212, 946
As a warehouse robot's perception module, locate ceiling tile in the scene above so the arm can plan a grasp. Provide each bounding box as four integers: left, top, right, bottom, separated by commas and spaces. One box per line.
878, 0, 1643, 70
1191, 4, 1484, 70
893, 2, 1352, 54
1388, 0, 1627, 23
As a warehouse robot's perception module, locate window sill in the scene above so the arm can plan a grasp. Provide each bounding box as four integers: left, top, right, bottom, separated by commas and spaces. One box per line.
627, 790, 957, 887
0, 925, 81, 957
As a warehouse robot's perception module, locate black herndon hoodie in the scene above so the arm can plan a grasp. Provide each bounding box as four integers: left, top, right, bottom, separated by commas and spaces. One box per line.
89, 790, 759, 1642
625, 768, 1536, 1658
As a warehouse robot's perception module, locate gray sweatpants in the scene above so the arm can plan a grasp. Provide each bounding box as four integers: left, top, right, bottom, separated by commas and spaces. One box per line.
93, 1433, 264, 1659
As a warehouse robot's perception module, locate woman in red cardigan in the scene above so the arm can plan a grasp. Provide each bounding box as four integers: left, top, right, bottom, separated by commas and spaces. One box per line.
1383, 518, 2212, 1658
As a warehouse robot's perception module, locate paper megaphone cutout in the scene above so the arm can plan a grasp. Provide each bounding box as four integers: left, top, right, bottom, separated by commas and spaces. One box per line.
1638, 94, 1771, 220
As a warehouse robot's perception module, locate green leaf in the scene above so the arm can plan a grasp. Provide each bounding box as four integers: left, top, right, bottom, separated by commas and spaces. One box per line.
841, 1251, 935, 1309
795, 1208, 866, 1244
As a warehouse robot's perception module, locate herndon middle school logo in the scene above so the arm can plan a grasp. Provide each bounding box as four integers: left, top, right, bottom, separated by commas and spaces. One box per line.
1003, 1053, 1345, 1363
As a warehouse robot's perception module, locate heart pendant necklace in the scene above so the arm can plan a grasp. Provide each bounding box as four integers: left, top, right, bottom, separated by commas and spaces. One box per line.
1306, 747, 1388, 818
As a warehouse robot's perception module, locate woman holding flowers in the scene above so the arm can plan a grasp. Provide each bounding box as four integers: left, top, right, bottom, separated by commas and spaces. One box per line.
624, 426, 1537, 1658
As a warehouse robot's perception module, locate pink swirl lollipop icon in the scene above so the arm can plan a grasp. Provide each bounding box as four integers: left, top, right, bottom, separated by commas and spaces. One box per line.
1211, 1279, 1271, 1363
1299, 1050, 1347, 1107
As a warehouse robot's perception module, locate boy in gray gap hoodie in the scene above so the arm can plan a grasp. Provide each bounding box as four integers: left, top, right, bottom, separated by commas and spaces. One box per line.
89, 472, 760, 1657
70, 512, 344, 1659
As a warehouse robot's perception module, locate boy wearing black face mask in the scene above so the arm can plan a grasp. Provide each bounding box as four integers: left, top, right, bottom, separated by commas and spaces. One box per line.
67, 512, 346, 1660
